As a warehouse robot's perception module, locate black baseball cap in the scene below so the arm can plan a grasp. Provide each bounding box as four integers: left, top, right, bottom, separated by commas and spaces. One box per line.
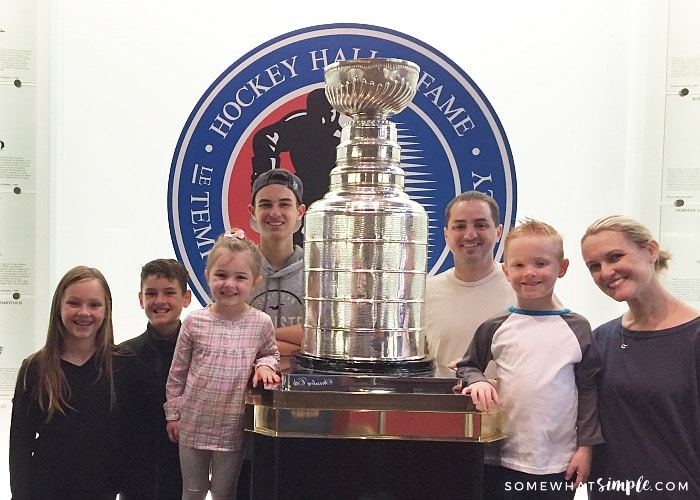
251, 169, 303, 205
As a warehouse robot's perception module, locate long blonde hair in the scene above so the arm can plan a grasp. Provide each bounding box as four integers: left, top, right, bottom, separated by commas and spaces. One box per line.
581, 215, 670, 271
23, 266, 117, 422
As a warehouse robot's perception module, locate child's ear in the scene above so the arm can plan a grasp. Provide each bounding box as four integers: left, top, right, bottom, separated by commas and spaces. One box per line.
558, 258, 570, 278
501, 262, 512, 282
254, 275, 263, 287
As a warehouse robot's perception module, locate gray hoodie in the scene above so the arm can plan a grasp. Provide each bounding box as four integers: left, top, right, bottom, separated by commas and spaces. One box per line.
248, 246, 304, 328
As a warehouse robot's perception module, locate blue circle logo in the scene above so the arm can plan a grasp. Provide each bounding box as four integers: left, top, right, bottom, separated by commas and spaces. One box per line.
169, 23, 517, 305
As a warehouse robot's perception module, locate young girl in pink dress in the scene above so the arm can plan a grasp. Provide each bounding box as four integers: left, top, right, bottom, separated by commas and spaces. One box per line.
165, 230, 280, 499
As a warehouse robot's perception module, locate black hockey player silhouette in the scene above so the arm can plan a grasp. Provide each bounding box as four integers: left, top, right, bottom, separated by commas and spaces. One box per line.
250, 88, 342, 246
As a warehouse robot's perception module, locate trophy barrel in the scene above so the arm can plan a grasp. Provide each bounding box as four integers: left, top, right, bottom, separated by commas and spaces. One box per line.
299, 58, 433, 374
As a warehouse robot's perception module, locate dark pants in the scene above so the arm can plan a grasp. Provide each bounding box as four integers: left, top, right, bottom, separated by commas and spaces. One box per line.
236, 459, 251, 499
484, 464, 577, 500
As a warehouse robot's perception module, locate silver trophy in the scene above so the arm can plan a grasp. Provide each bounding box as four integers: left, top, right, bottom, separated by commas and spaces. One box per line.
250, 63, 504, 449
298, 58, 432, 373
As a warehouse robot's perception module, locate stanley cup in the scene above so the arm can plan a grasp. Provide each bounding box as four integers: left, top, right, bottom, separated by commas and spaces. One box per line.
300, 58, 430, 366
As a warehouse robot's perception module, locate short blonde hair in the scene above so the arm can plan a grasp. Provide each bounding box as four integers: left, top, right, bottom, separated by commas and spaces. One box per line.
581, 215, 670, 271
504, 218, 564, 261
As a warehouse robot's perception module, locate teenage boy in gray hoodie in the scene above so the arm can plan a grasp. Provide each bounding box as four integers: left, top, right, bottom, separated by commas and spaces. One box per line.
238, 168, 306, 498
247, 168, 306, 355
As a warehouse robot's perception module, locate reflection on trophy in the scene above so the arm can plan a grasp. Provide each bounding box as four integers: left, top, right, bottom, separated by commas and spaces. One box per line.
246, 58, 506, 499
296, 58, 433, 374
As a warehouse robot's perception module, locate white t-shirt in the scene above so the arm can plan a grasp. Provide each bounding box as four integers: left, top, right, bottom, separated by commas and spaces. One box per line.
423, 263, 515, 370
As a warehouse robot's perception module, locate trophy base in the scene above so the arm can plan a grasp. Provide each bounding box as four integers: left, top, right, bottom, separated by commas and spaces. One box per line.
291, 352, 436, 376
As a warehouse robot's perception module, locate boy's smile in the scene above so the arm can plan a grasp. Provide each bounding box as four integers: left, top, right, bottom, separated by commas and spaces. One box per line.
139, 275, 191, 338
503, 235, 569, 310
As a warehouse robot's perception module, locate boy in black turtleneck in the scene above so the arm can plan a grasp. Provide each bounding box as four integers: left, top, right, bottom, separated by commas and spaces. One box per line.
120, 259, 192, 500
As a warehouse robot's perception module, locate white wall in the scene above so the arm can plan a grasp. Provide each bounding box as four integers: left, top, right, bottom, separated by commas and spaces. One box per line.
4, 0, 676, 493
4, 0, 669, 494
46, 0, 664, 344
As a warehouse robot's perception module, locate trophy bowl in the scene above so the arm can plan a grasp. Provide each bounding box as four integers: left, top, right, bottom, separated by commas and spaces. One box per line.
324, 58, 420, 118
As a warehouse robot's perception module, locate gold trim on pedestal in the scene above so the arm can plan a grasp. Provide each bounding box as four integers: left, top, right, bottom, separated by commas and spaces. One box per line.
245, 385, 506, 443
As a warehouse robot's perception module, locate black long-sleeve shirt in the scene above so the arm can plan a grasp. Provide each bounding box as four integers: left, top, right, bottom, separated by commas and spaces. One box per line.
10, 350, 157, 500
119, 324, 182, 500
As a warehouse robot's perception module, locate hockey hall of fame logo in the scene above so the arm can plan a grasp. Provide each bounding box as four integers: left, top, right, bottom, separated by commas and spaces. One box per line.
168, 23, 517, 306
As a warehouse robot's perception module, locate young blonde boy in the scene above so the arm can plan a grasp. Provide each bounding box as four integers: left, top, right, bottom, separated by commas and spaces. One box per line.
456, 219, 603, 500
